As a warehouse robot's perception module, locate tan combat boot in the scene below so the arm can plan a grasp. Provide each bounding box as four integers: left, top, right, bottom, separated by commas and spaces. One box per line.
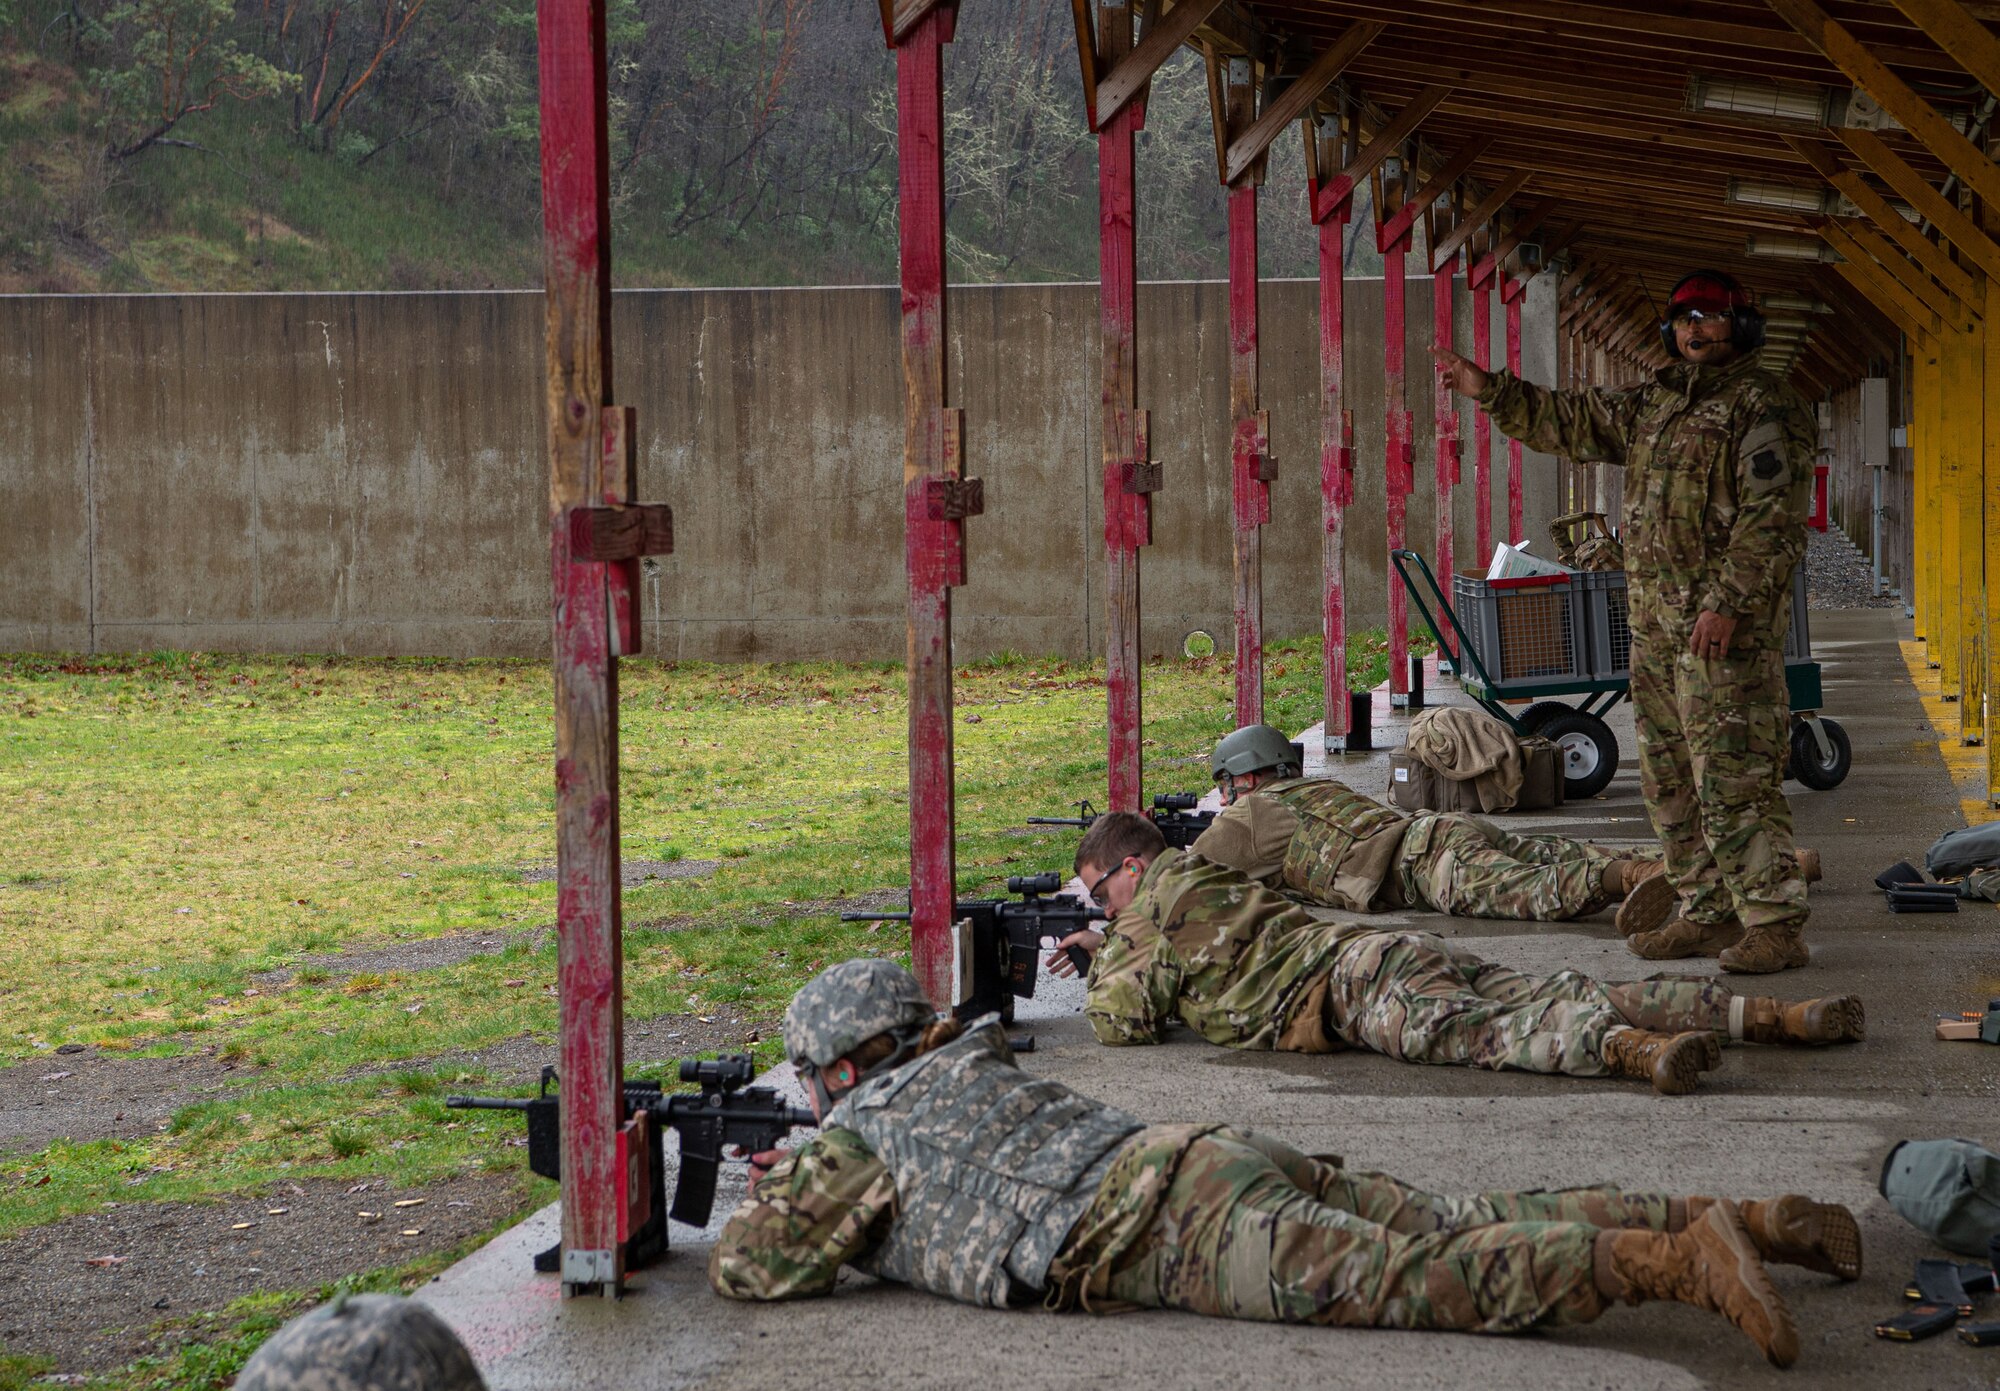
1614, 870, 1676, 937
1687, 1194, 1863, 1281
1794, 848, 1821, 884
1596, 1202, 1800, 1367
1600, 1027, 1719, 1095
1627, 915, 1742, 960
1740, 994, 1864, 1045
1719, 922, 1810, 974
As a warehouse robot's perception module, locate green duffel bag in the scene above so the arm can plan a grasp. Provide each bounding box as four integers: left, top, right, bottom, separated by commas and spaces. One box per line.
1880, 1138, 2000, 1256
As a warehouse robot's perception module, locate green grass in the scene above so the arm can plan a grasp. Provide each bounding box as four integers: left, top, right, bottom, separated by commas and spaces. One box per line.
0, 629, 1427, 1248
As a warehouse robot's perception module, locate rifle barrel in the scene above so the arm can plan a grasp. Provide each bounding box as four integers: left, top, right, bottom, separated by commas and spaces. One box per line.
444, 1096, 534, 1111
1025, 817, 1090, 827
839, 911, 912, 922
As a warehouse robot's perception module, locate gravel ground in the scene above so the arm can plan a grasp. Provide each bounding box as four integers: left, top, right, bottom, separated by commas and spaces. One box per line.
1804, 526, 1893, 609
0, 1171, 527, 1373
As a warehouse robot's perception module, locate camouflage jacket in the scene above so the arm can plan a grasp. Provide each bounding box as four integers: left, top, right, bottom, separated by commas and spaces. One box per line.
1479, 355, 1814, 641
1191, 779, 1411, 912
1084, 848, 1372, 1052
709, 1118, 1222, 1311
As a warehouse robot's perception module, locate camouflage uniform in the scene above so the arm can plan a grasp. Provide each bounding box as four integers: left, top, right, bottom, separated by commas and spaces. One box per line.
713, 1037, 1676, 1331
1191, 778, 1638, 920
1479, 358, 1815, 945
1086, 848, 1734, 1072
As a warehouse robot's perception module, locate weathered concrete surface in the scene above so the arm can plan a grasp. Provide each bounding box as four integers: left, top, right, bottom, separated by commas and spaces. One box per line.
420, 610, 2000, 1389
0, 280, 1560, 661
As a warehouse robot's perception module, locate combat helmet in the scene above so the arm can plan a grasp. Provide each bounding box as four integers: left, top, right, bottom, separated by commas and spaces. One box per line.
235, 1294, 486, 1391
1210, 723, 1304, 781
784, 959, 937, 1106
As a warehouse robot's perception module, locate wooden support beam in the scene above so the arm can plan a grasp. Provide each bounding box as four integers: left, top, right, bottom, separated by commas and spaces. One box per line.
1432, 250, 1460, 663
1838, 128, 2000, 286
1316, 85, 1450, 221
1368, 134, 1489, 262
1430, 167, 1526, 275
1764, 0, 2000, 215
1822, 218, 1967, 327
539, 0, 625, 1298
881, 0, 954, 44
1223, 20, 1383, 184
1378, 163, 1416, 705
1223, 54, 1267, 723
1469, 193, 1556, 288
1788, 137, 1983, 308
1827, 241, 1936, 341
894, 5, 962, 1009
1097, 0, 1148, 813
1314, 117, 1357, 747
1504, 281, 1525, 541
1889, 0, 2000, 100
1070, 0, 1099, 125
1096, 0, 1224, 128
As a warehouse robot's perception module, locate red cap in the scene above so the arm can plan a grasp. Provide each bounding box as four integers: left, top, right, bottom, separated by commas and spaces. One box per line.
1668, 273, 1749, 316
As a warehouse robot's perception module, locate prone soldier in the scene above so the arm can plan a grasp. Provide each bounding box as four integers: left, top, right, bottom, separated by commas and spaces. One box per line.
711, 958, 1863, 1368
1049, 813, 1860, 1095
1437, 271, 1816, 972
1190, 724, 1816, 944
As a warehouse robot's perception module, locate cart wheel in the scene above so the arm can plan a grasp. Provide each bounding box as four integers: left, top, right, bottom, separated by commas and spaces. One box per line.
1517, 701, 1574, 736
1540, 711, 1620, 799
1789, 716, 1851, 791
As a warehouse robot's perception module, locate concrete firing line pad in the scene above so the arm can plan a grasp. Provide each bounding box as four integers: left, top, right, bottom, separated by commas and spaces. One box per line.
422, 611, 2000, 1388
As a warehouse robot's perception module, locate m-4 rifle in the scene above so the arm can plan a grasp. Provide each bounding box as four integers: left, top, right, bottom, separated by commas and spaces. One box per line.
447, 1053, 814, 1275
1028, 793, 1218, 849
843, 873, 1104, 1031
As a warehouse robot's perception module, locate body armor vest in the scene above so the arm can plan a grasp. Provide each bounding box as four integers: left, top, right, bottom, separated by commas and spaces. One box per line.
825, 1018, 1145, 1307
1260, 777, 1412, 910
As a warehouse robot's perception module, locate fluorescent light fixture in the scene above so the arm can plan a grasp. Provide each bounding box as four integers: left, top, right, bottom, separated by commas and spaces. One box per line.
1727, 179, 1834, 213
1763, 294, 1832, 313
1746, 233, 1836, 260
1687, 75, 1833, 124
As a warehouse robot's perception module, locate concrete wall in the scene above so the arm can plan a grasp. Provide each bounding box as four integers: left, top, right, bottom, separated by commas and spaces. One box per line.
0, 280, 1561, 661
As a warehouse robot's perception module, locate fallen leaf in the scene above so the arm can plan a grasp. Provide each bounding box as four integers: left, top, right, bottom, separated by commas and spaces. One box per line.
503, 979, 527, 988
84, 1254, 126, 1267
404, 1003, 424, 1015
41, 1071, 72, 1082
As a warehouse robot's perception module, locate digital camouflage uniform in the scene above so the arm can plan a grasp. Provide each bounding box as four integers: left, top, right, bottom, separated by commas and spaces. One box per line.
1190, 778, 1642, 920
712, 1023, 1678, 1331
1479, 358, 1815, 943
1086, 848, 1736, 1072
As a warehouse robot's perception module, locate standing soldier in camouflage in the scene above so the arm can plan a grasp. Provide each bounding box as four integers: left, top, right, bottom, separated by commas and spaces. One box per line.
1046, 814, 1859, 1095
1190, 723, 1696, 935
712, 957, 1863, 1368
1437, 271, 1817, 973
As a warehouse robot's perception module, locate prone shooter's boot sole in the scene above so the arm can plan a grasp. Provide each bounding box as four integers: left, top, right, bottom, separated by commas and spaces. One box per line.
1615, 872, 1677, 937
1748, 1196, 1863, 1282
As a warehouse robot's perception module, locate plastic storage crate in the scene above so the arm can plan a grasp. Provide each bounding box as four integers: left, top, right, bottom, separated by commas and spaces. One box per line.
1577, 565, 1810, 681
1451, 572, 1590, 691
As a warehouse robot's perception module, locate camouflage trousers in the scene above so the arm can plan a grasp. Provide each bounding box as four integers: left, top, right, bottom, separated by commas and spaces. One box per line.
1093, 1125, 1671, 1331
1629, 615, 1807, 933
1396, 814, 1644, 921
1324, 931, 1734, 1075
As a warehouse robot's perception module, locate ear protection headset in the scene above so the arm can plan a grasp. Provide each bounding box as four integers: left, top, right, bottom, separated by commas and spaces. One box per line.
1658, 270, 1767, 359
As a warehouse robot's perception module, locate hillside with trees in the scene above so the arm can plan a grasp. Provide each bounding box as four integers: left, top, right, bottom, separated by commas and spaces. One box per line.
0, 0, 1381, 292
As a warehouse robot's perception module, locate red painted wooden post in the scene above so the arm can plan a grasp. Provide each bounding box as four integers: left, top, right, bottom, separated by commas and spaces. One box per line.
1378, 179, 1414, 705
1431, 253, 1458, 665
1503, 273, 1525, 544
1096, 1, 1147, 815
1470, 275, 1493, 563
1312, 127, 1354, 748
892, 3, 967, 1008
1228, 179, 1267, 727
538, 0, 625, 1296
